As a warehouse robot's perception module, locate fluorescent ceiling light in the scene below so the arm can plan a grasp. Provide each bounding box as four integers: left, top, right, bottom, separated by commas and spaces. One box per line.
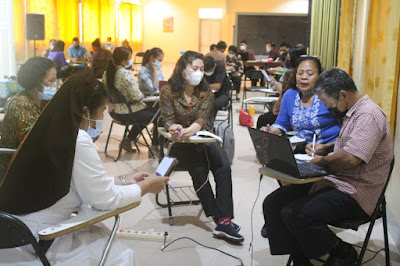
199, 8, 223, 19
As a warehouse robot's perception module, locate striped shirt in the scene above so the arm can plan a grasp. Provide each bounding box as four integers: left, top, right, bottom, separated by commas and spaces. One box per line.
310, 95, 393, 216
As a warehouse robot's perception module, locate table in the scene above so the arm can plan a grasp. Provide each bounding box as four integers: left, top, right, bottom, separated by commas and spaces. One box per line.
243, 96, 279, 112
259, 166, 324, 184
158, 127, 217, 144
142, 91, 160, 96
244, 60, 281, 69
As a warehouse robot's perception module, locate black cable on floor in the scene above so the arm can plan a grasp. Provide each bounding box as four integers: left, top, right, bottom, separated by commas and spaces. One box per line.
161, 236, 244, 266
248, 174, 263, 266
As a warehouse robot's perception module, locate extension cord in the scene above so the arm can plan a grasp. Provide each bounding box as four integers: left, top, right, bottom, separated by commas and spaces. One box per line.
117, 229, 171, 242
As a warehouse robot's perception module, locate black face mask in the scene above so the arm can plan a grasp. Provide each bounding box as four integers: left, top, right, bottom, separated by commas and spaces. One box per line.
328, 107, 347, 125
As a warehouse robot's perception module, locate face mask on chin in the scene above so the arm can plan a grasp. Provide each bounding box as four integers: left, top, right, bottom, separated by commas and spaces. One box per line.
184, 70, 204, 86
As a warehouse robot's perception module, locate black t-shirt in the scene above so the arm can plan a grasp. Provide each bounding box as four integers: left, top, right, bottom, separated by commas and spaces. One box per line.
205, 61, 230, 98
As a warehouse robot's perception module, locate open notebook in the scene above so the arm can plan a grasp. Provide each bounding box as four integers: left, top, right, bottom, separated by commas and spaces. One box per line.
163, 130, 223, 143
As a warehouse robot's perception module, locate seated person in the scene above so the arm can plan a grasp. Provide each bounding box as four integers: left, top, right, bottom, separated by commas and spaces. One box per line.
90, 39, 112, 79
226, 45, 244, 102
0, 57, 57, 177
48, 40, 67, 73
43, 39, 56, 58
257, 47, 306, 128
266, 42, 280, 61
239, 40, 258, 86
261, 56, 341, 153
0, 69, 168, 264
263, 68, 393, 266
102, 36, 115, 52
205, 41, 227, 65
68, 37, 88, 62
209, 43, 217, 51
103, 47, 159, 153
279, 42, 290, 53
160, 51, 243, 242
138, 47, 165, 94
203, 56, 231, 126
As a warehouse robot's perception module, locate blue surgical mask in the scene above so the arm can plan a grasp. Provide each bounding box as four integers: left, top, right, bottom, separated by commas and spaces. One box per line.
85, 113, 103, 138
205, 71, 214, 76
125, 58, 133, 69
37, 84, 57, 101
153, 60, 162, 67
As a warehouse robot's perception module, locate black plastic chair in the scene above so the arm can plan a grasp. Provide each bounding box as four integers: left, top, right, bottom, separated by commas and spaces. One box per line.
214, 74, 233, 128
104, 88, 155, 161
132, 52, 145, 74
286, 157, 395, 266
241, 69, 271, 111
0, 211, 52, 266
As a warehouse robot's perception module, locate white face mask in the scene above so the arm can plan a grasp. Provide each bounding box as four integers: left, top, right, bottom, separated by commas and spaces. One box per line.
228, 53, 235, 58
153, 60, 162, 68
85, 113, 103, 139
266, 47, 271, 53
125, 58, 133, 69
239, 45, 246, 51
184, 70, 204, 86
50, 45, 54, 50
38, 81, 57, 100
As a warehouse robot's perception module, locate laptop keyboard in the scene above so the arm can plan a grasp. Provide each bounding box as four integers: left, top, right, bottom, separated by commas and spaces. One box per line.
297, 160, 326, 178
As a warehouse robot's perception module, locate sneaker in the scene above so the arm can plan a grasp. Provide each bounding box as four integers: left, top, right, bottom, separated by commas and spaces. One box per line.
213, 223, 244, 243
261, 224, 268, 238
212, 218, 240, 232
120, 138, 136, 153
324, 244, 358, 266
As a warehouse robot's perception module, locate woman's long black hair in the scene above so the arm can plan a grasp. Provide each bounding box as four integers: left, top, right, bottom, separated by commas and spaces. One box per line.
105, 47, 131, 96
142, 47, 163, 67
168, 51, 208, 92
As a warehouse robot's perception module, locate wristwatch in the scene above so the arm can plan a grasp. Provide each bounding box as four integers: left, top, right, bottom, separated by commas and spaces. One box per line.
319, 156, 327, 169
119, 175, 126, 186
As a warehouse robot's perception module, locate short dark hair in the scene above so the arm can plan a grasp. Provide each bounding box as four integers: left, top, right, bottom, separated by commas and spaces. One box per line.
17, 57, 55, 91
266, 42, 276, 48
204, 56, 216, 71
297, 56, 323, 75
216, 41, 227, 50
53, 40, 65, 52
169, 51, 208, 92
210, 44, 217, 51
314, 68, 358, 100
92, 39, 101, 48
280, 42, 290, 48
86, 81, 108, 117
239, 40, 247, 45
228, 45, 238, 54
107, 37, 112, 41
72, 37, 79, 42
289, 47, 307, 69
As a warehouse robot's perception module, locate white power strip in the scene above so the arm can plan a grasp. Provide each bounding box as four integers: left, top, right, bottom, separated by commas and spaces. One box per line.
117, 229, 171, 242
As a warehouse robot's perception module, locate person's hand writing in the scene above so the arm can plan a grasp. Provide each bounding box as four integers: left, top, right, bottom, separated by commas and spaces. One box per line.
168, 124, 183, 138
306, 143, 329, 156
179, 128, 193, 140
309, 156, 322, 166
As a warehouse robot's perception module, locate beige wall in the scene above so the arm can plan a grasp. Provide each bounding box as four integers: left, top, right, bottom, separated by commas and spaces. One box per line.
141, 0, 308, 63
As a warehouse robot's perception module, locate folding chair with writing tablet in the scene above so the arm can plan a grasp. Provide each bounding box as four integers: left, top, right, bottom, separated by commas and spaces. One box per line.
155, 127, 217, 226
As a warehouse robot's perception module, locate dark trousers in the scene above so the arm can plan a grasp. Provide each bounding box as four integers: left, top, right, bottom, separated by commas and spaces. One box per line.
244, 66, 259, 86
209, 94, 230, 127
169, 142, 234, 219
229, 74, 242, 94
263, 184, 368, 259
111, 107, 159, 145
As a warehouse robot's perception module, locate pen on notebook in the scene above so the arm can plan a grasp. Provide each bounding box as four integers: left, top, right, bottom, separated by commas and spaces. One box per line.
156, 171, 177, 193
166, 122, 182, 136
312, 133, 316, 157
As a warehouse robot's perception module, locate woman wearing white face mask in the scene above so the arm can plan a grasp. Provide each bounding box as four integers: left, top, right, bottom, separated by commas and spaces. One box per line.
138, 47, 165, 93
0, 57, 57, 175
160, 51, 244, 243
103, 47, 160, 153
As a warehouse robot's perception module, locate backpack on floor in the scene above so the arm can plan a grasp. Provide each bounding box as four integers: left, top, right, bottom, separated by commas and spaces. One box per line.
214, 122, 235, 165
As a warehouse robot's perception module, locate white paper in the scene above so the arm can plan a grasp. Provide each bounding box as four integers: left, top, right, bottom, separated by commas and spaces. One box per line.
294, 154, 314, 162
289, 136, 306, 144
196, 131, 223, 143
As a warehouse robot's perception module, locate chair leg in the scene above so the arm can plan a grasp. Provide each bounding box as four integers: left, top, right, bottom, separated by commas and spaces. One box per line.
115, 125, 129, 161
139, 130, 154, 159
357, 214, 379, 266
382, 200, 390, 266
165, 183, 174, 226
99, 215, 121, 266
104, 121, 114, 157
286, 255, 292, 266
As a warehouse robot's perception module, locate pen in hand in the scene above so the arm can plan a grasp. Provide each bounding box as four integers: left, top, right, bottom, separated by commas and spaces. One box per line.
166, 122, 182, 136
156, 172, 177, 193
312, 133, 316, 157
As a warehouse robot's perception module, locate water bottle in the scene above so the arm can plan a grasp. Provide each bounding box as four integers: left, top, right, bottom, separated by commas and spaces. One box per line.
249, 105, 255, 117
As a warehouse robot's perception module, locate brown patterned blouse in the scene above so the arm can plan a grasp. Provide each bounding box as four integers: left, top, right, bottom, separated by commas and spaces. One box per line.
0, 91, 44, 176
160, 85, 214, 130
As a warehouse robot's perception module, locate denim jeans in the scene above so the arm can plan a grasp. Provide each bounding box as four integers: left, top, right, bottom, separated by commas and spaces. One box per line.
263, 184, 368, 258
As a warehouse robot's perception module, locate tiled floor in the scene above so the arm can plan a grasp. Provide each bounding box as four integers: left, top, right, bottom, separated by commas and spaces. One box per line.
95, 94, 400, 266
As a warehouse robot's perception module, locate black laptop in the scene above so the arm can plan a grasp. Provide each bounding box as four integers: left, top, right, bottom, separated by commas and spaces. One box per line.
238, 52, 249, 61
247, 127, 327, 179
